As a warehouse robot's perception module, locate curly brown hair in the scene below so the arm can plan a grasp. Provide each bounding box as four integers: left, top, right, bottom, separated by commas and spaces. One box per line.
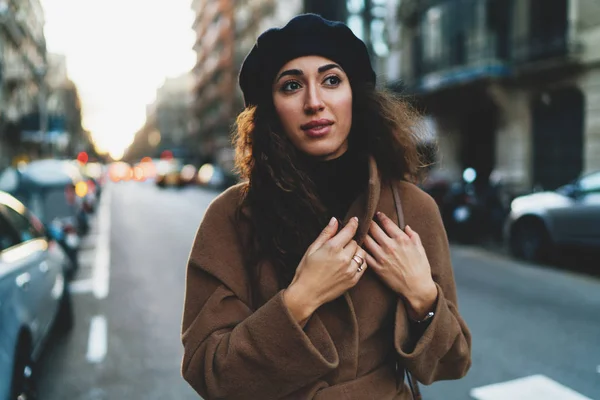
233, 82, 427, 300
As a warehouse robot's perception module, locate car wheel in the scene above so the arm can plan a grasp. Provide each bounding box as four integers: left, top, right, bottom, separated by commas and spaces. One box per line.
511, 219, 551, 262
10, 340, 37, 400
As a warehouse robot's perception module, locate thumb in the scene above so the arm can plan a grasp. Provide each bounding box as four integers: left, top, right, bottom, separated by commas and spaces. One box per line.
309, 217, 338, 252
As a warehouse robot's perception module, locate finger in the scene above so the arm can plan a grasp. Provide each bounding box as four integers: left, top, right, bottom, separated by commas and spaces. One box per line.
328, 217, 359, 249
343, 240, 359, 258
354, 260, 368, 277
309, 217, 339, 252
365, 253, 381, 270
369, 220, 392, 246
376, 212, 408, 239
350, 247, 367, 265
405, 225, 422, 245
363, 234, 383, 262
352, 250, 368, 276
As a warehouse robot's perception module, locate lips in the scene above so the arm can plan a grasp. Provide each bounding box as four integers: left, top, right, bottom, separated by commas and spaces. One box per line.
301, 119, 334, 131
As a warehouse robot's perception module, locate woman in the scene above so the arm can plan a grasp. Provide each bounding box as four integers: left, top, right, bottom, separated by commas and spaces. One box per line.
181, 14, 471, 400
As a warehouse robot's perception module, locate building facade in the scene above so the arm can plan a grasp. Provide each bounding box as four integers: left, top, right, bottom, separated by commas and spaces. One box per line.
153, 73, 194, 158
125, 73, 194, 162
386, 0, 600, 195
0, 0, 48, 168
45, 53, 87, 157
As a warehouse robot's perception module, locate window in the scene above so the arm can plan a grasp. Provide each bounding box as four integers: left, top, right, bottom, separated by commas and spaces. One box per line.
1, 205, 43, 243
0, 213, 20, 252
579, 171, 600, 194
422, 6, 443, 63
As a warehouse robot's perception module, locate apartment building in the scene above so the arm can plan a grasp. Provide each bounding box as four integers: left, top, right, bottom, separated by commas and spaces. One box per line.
385, 0, 600, 194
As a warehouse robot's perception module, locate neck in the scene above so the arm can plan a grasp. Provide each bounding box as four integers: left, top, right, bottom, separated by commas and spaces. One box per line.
306, 147, 368, 219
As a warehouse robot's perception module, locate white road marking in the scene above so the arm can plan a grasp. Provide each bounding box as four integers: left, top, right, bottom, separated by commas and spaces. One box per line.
86, 315, 107, 363
69, 278, 93, 294
470, 375, 592, 400
596, 365, 600, 374
93, 186, 111, 299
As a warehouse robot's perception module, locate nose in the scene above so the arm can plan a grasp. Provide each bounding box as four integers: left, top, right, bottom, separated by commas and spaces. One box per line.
304, 85, 325, 114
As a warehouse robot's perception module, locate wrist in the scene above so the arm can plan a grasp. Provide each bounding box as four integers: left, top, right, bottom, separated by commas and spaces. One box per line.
283, 283, 317, 323
406, 282, 438, 321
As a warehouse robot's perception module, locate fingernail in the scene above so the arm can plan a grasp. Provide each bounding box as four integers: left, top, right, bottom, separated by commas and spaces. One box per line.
329, 217, 337, 227
352, 216, 359, 223
376, 211, 383, 218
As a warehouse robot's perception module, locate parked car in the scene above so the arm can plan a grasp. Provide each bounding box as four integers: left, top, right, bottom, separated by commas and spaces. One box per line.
155, 158, 184, 188
505, 170, 600, 262
0, 191, 74, 400
197, 163, 238, 191
0, 160, 92, 275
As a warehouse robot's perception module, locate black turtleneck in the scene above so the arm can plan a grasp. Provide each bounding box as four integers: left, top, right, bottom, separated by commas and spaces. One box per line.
306, 147, 369, 220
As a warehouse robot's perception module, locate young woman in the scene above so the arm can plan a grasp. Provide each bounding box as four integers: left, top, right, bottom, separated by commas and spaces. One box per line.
182, 14, 471, 400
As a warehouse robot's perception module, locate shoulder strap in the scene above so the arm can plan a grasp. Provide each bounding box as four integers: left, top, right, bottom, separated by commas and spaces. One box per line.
391, 181, 406, 229
391, 181, 422, 400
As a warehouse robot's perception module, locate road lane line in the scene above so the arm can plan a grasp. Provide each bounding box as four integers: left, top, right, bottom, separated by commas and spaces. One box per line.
93, 186, 111, 299
69, 278, 93, 294
597, 365, 600, 374
86, 315, 107, 363
470, 375, 592, 400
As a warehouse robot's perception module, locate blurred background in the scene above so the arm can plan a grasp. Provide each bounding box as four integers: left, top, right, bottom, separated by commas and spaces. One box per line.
0, 0, 599, 399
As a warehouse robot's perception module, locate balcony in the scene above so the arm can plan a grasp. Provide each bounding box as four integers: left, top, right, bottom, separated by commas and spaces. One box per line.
408, 0, 512, 92
511, 0, 582, 70
0, 4, 25, 45
407, 0, 579, 93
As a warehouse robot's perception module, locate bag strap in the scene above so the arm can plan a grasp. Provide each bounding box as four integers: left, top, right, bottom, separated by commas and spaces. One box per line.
391, 181, 405, 229
391, 182, 422, 400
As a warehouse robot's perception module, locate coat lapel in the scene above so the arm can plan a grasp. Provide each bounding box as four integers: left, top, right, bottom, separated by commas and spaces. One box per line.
325, 156, 382, 381
343, 156, 381, 245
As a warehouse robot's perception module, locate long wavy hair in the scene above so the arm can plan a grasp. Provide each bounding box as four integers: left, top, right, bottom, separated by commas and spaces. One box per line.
233, 81, 427, 301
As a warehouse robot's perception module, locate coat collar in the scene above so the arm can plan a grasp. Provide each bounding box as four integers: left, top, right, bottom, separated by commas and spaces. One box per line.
343, 155, 381, 245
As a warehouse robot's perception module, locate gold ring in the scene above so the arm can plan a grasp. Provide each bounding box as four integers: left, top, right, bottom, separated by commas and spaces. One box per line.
352, 254, 364, 266
357, 265, 364, 272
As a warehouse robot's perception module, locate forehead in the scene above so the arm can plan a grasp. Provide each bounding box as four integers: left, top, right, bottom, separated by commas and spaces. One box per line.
277, 55, 343, 74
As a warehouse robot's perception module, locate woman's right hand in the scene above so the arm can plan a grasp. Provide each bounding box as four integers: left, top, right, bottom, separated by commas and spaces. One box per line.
283, 217, 368, 324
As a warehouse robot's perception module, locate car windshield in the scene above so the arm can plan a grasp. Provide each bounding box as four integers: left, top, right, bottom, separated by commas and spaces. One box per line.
24, 160, 83, 186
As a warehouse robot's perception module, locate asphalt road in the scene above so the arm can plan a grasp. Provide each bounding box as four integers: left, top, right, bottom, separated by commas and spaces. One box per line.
36, 181, 600, 400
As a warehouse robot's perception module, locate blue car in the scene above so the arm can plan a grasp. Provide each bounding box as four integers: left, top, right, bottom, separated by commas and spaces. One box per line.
0, 191, 74, 400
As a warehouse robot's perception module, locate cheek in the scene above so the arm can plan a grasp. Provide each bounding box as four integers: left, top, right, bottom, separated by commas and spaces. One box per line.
336, 93, 353, 132
274, 101, 300, 135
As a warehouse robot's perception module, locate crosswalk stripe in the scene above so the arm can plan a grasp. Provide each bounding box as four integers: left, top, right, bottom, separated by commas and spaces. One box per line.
470, 375, 592, 400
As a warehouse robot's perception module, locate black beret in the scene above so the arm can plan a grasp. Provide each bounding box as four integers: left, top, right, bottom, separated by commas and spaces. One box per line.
238, 13, 376, 108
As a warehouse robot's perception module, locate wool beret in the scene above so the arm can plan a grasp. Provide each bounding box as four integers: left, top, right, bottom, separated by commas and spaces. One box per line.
238, 13, 376, 107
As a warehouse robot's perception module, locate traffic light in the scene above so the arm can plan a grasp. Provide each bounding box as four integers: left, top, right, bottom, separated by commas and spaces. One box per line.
77, 151, 89, 164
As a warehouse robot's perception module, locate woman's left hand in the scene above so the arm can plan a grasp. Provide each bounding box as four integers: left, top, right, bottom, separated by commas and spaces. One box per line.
364, 212, 438, 320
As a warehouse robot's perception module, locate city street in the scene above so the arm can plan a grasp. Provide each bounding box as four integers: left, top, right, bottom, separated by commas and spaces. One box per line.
36, 181, 600, 400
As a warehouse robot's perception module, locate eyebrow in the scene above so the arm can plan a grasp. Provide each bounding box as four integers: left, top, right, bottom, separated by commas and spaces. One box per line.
275, 63, 343, 83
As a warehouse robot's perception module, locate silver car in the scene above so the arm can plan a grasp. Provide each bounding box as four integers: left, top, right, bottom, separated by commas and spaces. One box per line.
0, 191, 74, 400
506, 170, 600, 262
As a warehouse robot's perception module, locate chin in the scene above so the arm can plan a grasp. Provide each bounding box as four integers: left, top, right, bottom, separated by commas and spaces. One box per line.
300, 142, 347, 160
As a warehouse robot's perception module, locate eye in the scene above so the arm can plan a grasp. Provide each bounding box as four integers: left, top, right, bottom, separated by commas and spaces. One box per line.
324, 75, 342, 86
281, 80, 302, 92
